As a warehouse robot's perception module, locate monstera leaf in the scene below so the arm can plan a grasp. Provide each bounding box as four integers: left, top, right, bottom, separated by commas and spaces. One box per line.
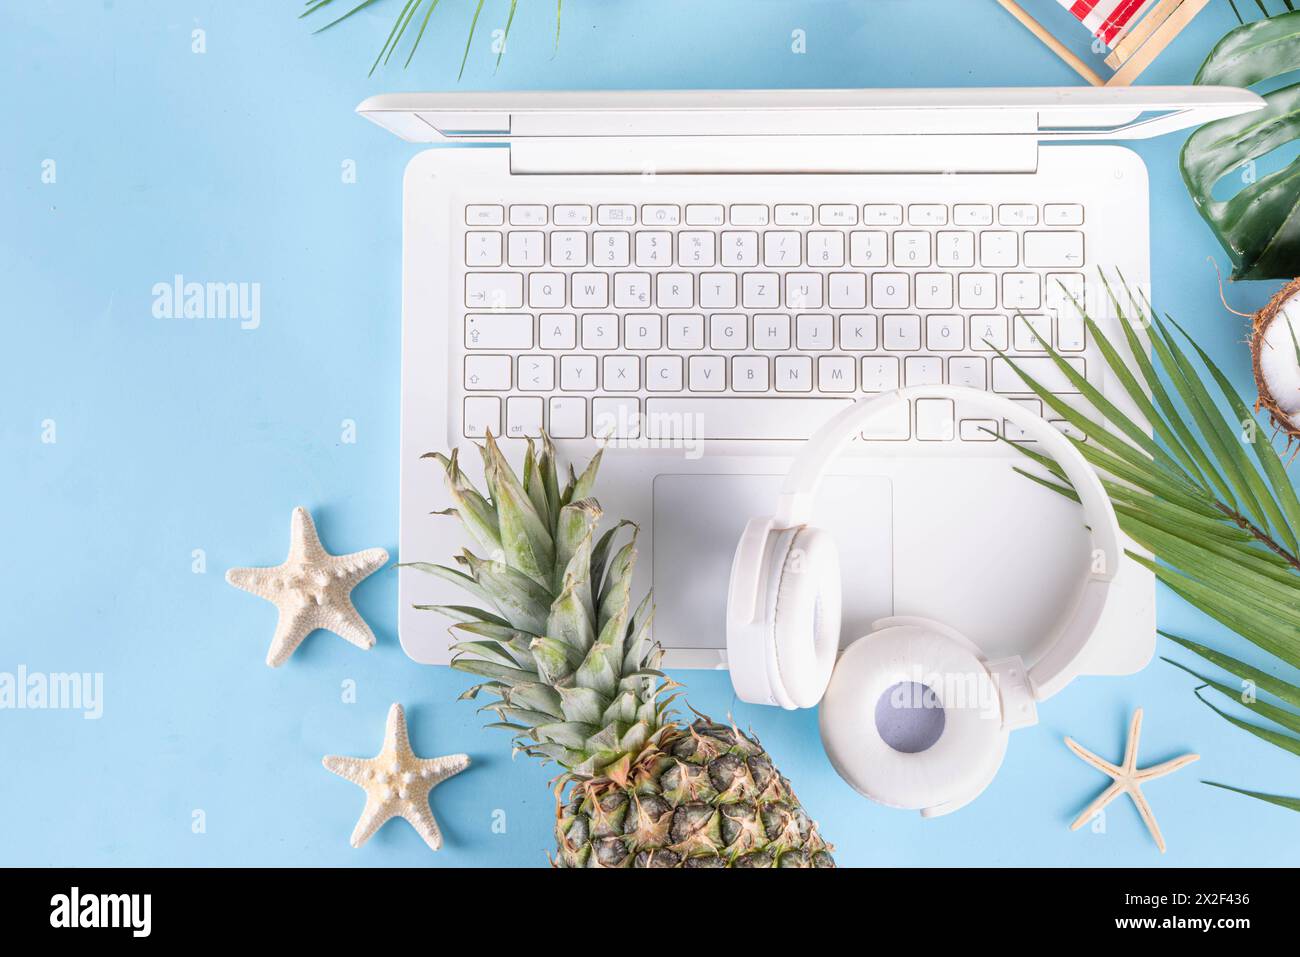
1180, 11, 1300, 280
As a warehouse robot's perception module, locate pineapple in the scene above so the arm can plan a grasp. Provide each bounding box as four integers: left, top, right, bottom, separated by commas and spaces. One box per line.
415, 434, 835, 868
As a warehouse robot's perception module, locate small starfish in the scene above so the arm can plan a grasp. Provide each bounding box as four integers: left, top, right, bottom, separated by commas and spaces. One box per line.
323, 703, 469, 851
1065, 708, 1199, 853
226, 507, 387, 667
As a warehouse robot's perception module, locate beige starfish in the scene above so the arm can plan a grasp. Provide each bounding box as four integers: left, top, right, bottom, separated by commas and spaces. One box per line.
323, 703, 469, 851
1065, 708, 1199, 853
226, 507, 388, 667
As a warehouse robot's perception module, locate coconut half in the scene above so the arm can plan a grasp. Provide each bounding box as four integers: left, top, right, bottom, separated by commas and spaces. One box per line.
1252, 278, 1300, 443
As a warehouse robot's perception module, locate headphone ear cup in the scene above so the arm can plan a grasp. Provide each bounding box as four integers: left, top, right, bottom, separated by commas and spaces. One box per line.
818, 622, 1009, 816
769, 527, 842, 708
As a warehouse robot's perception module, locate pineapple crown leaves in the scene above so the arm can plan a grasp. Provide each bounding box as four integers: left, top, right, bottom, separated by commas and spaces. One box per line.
415, 433, 669, 779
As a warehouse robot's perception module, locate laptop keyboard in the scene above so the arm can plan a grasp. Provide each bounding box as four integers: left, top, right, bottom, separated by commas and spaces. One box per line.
459, 201, 1093, 444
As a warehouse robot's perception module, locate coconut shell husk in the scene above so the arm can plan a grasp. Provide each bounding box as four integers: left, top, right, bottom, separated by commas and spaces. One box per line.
1251, 277, 1300, 445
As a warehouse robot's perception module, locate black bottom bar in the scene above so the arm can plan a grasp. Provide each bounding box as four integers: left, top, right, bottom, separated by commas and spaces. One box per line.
0, 866, 1280, 940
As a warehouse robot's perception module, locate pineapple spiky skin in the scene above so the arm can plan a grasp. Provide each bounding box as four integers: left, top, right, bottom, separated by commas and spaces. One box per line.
555, 718, 835, 868
420, 433, 834, 867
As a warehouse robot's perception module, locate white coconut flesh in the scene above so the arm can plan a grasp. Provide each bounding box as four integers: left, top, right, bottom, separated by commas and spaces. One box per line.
1258, 289, 1300, 421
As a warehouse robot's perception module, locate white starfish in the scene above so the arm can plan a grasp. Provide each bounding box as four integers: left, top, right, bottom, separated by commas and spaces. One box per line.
226, 507, 388, 667
1065, 707, 1199, 853
323, 703, 470, 851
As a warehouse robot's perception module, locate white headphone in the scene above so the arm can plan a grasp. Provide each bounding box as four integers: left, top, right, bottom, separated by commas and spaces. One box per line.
726, 385, 1120, 816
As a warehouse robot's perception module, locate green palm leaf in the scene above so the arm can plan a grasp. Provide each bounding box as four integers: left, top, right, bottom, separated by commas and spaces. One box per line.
1164, 657, 1300, 735
1008, 276, 1300, 653
1204, 781, 1300, 811
1194, 687, 1300, 757
1165, 632, 1300, 709
1009, 272, 1300, 808
303, 0, 562, 76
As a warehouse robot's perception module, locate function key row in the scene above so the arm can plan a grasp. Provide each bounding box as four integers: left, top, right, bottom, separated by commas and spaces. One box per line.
465, 203, 1086, 229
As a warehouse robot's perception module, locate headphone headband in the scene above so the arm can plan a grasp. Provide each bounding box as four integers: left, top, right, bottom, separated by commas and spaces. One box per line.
773, 386, 1120, 698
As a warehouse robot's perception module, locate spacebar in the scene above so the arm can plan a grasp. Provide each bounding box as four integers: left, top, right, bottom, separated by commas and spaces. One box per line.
645, 398, 855, 440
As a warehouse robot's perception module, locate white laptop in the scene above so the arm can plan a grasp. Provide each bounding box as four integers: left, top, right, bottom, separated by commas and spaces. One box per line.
359, 88, 1261, 681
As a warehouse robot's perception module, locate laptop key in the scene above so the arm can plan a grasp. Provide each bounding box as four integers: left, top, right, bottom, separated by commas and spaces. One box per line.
905, 355, 943, 387
971, 314, 1009, 351
593, 398, 641, 438
509, 204, 547, 225
507, 397, 544, 438
883, 314, 921, 351
861, 356, 901, 392
960, 418, 999, 441
776, 204, 814, 225
954, 204, 993, 226
839, 314, 877, 351
730, 204, 769, 226
465, 205, 504, 225
685, 204, 724, 226
1012, 313, 1052, 352
980, 232, 1018, 268
785, 273, 823, 309
817, 356, 856, 393
908, 204, 948, 226
465, 273, 523, 309
597, 204, 635, 225
775, 356, 813, 392
864, 204, 903, 226
642, 205, 680, 226
850, 231, 888, 267
916, 398, 956, 441
1024, 231, 1084, 268
688, 355, 726, 391
603, 356, 640, 391
992, 357, 1084, 394
465, 231, 503, 266
1044, 204, 1084, 226
464, 355, 512, 391
645, 398, 853, 440
548, 397, 587, 438
554, 204, 592, 225
507, 231, 545, 267
732, 356, 770, 392
539, 313, 576, 349
551, 231, 588, 267
560, 355, 598, 391
999, 204, 1038, 226
949, 356, 988, 390
818, 204, 858, 226
754, 314, 792, 351
1005, 399, 1042, 442
463, 397, 501, 438
646, 355, 684, 392
667, 313, 704, 350
465, 313, 532, 350
517, 355, 555, 391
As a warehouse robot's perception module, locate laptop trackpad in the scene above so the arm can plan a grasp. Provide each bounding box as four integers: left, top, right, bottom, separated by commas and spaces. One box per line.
652, 474, 892, 651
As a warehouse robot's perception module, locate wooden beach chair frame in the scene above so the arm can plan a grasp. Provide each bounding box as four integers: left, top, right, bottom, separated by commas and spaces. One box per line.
996, 0, 1213, 86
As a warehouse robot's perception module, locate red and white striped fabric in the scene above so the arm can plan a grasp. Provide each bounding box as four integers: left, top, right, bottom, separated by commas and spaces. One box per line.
1057, 0, 1154, 47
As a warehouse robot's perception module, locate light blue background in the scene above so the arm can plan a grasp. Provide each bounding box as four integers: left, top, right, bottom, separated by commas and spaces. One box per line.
3, 0, 1298, 867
